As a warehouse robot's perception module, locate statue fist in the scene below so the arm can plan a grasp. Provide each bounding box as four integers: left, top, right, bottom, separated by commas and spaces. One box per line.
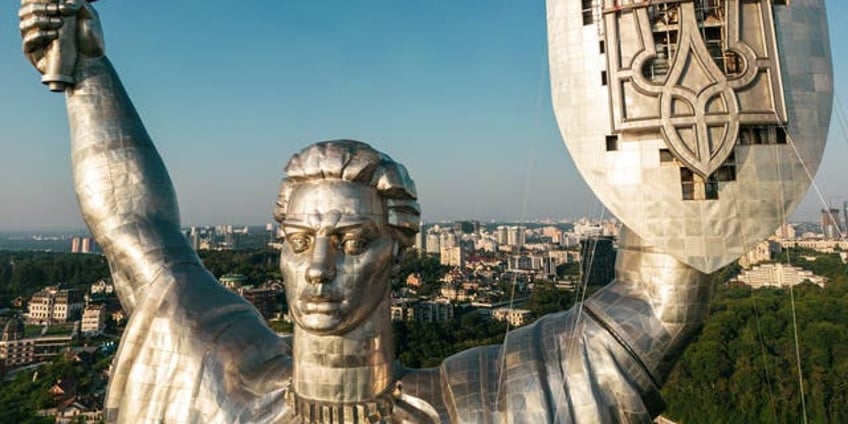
19, 0, 104, 91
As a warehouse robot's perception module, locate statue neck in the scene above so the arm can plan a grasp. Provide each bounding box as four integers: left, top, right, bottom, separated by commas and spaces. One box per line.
292, 299, 395, 403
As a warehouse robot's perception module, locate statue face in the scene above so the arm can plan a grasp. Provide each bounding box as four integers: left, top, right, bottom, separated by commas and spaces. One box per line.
280, 180, 396, 335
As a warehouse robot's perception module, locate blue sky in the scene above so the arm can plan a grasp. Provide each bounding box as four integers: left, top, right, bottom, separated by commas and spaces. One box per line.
0, 1, 846, 230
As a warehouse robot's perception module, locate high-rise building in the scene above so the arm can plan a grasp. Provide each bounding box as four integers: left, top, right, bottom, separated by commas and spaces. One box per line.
506, 226, 526, 248
507, 255, 532, 271
414, 226, 424, 252
425, 229, 441, 255
189, 227, 201, 250
453, 220, 479, 235
440, 246, 464, 268
439, 231, 457, 250
580, 237, 616, 286
539, 255, 558, 277
475, 238, 498, 253
497, 225, 509, 246
81, 237, 92, 253
844, 201, 848, 236
820, 208, 842, 239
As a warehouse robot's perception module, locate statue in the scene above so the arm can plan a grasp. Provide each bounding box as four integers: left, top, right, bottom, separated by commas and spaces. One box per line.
21, 1, 727, 423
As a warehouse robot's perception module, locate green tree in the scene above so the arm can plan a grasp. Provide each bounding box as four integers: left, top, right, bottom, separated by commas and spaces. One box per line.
524, 281, 575, 318
663, 277, 848, 423
394, 309, 507, 368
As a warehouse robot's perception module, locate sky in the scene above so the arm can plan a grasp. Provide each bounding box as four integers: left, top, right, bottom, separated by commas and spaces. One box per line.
0, 1, 846, 231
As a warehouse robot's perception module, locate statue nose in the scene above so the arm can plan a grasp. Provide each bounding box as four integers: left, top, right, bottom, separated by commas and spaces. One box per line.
306, 237, 335, 284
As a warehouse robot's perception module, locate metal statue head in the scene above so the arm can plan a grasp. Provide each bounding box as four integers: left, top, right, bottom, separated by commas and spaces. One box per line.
274, 140, 420, 335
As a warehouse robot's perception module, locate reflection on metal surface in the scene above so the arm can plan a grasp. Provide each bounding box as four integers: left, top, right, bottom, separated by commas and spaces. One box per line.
548, 0, 832, 273
23, 1, 714, 422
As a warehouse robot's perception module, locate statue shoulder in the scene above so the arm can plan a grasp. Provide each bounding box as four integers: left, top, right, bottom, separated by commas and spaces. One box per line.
437, 344, 502, 423
105, 264, 291, 422
437, 310, 580, 423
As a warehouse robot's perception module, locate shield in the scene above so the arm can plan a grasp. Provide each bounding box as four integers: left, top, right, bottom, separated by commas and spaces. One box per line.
547, 0, 832, 273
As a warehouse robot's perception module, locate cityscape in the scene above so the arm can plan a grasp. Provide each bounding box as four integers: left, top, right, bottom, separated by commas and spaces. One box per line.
3, 0, 848, 422
1, 208, 847, 422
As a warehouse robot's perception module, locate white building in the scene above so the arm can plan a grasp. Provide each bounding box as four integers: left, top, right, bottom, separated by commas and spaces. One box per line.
390, 299, 415, 322
28, 287, 84, 324
81, 304, 107, 336
541, 226, 563, 244
548, 250, 579, 265
440, 286, 474, 303
1, 317, 75, 371
780, 239, 848, 253
775, 223, 796, 239
440, 246, 464, 268
736, 263, 826, 288
493, 308, 532, 327
739, 240, 782, 269
439, 231, 457, 250
425, 230, 441, 255
475, 238, 498, 253
496, 226, 509, 245
89, 279, 114, 295
573, 220, 603, 238
414, 228, 424, 252
506, 226, 526, 248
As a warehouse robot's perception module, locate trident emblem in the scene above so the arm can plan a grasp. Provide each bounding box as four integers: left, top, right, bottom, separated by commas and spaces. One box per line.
602, 0, 787, 179
548, 0, 830, 272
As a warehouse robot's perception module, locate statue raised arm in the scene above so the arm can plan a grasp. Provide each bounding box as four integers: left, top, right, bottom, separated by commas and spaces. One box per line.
22, 1, 827, 423
20, 0, 191, 312
20, 3, 292, 422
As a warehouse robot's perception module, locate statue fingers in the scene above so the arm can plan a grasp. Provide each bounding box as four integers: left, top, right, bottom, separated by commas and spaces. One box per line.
19, 14, 63, 33
19, 2, 63, 55
18, 2, 61, 20
22, 27, 59, 54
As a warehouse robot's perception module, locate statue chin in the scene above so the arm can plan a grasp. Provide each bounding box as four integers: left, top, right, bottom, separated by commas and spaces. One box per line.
291, 301, 373, 336
294, 312, 347, 335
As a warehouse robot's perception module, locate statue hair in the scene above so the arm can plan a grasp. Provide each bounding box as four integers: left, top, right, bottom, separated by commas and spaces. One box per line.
274, 140, 421, 248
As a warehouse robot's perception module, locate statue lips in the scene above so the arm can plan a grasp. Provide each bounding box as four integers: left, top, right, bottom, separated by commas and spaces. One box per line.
301, 295, 342, 314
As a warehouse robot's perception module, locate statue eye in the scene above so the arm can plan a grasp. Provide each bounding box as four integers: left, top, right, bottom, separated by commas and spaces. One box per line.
287, 234, 312, 253
342, 237, 367, 255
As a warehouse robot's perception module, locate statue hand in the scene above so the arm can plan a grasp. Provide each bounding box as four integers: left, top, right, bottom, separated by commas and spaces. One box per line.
19, 0, 104, 82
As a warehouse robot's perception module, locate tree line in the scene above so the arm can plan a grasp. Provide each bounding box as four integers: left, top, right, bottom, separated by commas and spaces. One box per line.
662, 268, 848, 422
0, 249, 283, 308
0, 251, 109, 306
